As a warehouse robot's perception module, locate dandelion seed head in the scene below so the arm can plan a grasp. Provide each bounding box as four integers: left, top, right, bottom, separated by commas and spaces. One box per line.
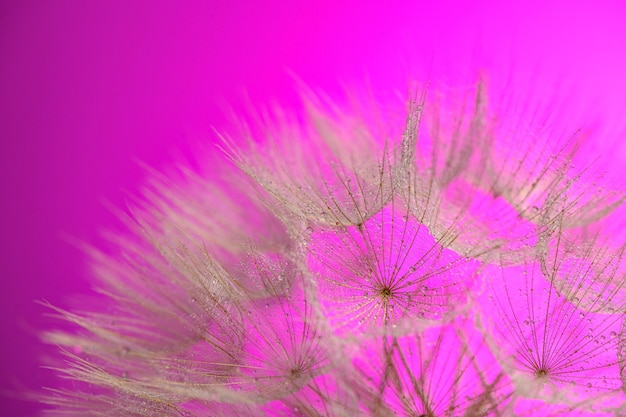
40, 78, 626, 416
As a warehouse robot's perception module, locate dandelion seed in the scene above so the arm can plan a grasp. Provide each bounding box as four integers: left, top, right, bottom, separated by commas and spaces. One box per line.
307, 205, 479, 333
480, 231, 625, 408
401, 80, 623, 265
224, 96, 396, 228
349, 317, 512, 417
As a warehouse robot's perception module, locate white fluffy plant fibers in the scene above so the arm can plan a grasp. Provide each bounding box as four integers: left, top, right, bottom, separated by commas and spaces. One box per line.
42, 80, 626, 416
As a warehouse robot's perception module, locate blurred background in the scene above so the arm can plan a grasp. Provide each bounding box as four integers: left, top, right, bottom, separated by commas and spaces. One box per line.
1, 1, 625, 415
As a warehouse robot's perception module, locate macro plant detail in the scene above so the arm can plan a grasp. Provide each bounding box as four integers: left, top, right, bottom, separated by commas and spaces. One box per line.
350, 317, 510, 416
42, 79, 626, 416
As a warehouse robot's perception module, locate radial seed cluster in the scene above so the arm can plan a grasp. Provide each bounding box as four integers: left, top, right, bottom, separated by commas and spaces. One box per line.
43, 80, 626, 416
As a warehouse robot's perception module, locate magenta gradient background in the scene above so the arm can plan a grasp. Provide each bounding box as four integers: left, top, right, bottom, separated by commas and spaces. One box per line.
1, 1, 626, 415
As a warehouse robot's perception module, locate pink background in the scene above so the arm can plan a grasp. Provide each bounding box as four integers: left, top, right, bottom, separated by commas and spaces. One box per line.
1, 1, 625, 415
